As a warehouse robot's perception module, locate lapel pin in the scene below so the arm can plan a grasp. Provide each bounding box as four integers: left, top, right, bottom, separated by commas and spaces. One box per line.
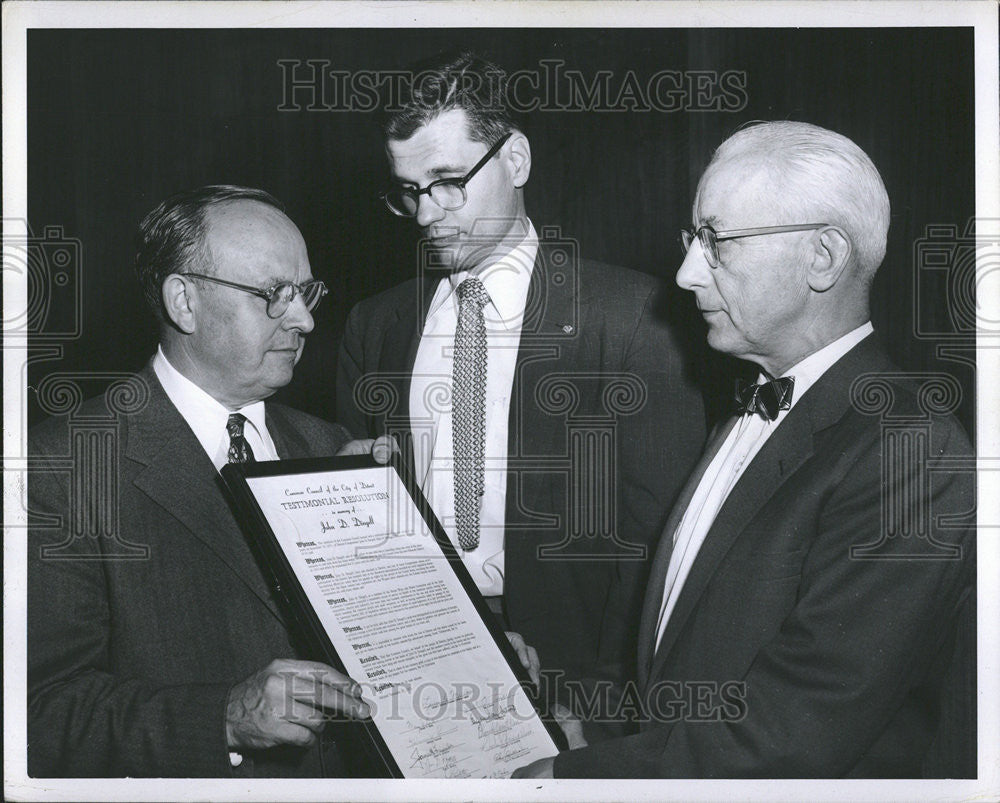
561, 324, 574, 334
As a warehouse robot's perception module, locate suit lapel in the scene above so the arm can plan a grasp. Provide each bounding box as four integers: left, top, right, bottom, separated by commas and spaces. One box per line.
504, 244, 580, 532
127, 365, 282, 620
644, 334, 888, 684
377, 278, 437, 478
509, 242, 580, 432
647, 408, 815, 682
637, 417, 738, 685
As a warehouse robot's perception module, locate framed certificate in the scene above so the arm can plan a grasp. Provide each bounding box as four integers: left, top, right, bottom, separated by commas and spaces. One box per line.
221, 454, 566, 778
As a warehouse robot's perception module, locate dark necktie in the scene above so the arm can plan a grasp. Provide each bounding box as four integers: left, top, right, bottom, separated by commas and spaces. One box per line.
227, 413, 256, 464
452, 277, 489, 551
735, 376, 795, 421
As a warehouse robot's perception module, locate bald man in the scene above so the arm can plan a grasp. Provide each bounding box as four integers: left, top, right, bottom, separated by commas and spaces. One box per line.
515, 122, 975, 778
28, 186, 375, 777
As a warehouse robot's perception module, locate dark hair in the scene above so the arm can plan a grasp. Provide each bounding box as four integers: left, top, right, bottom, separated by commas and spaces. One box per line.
383, 51, 521, 144
134, 184, 284, 324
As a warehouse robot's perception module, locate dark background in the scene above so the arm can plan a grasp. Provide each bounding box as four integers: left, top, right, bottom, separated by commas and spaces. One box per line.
26, 27, 976, 434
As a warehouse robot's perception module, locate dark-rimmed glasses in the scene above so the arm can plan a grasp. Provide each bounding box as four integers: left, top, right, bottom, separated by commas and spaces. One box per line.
680, 223, 830, 268
178, 273, 328, 318
380, 131, 513, 217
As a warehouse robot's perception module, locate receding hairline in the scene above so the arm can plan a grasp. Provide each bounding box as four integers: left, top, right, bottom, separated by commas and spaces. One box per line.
385, 106, 523, 149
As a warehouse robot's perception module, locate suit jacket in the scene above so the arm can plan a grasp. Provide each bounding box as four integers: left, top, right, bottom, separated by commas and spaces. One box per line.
336, 242, 707, 676
27, 364, 354, 777
554, 335, 976, 777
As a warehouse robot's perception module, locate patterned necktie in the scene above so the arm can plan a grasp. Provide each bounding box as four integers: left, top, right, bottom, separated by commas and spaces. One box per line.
452, 277, 489, 551
735, 376, 795, 421
226, 413, 256, 464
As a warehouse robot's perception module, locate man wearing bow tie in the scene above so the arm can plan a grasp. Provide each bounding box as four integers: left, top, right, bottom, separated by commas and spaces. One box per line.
514, 121, 975, 778
336, 52, 706, 681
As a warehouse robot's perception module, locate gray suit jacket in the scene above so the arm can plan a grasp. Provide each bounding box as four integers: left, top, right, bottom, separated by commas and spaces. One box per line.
27, 364, 353, 777
554, 335, 976, 777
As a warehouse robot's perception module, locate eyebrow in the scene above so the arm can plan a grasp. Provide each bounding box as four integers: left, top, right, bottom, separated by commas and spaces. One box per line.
427, 164, 468, 177
391, 164, 469, 186
262, 275, 310, 287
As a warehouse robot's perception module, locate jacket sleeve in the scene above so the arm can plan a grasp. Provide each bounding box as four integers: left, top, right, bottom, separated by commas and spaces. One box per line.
594, 281, 707, 672
27, 426, 235, 777
335, 302, 371, 439
555, 413, 975, 778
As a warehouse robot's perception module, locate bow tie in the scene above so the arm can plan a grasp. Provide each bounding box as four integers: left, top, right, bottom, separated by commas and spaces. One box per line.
735, 376, 795, 421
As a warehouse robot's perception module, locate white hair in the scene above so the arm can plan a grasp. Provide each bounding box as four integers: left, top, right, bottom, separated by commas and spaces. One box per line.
702, 121, 890, 276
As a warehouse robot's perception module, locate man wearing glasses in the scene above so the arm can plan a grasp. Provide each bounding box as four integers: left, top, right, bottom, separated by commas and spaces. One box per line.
336, 53, 706, 683
28, 185, 378, 776
514, 122, 975, 778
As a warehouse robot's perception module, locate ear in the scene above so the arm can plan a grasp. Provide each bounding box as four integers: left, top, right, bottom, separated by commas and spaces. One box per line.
505, 131, 531, 189
161, 274, 198, 334
806, 226, 853, 292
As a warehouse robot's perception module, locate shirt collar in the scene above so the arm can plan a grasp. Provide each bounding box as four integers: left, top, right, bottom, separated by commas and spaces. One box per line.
428, 219, 539, 330
761, 321, 874, 410
153, 345, 268, 458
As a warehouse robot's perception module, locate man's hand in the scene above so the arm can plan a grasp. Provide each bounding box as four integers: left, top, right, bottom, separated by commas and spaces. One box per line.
335, 435, 397, 463
509, 703, 584, 778
505, 631, 540, 686
225, 659, 370, 752
511, 756, 555, 778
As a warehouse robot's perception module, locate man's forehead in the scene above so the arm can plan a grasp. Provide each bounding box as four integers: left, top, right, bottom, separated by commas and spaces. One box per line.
386, 110, 482, 174
695, 158, 777, 224
203, 201, 308, 280
204, 199, 294, 240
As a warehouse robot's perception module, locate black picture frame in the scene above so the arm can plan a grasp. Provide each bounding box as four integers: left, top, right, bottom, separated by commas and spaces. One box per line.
220, 451, 568, 778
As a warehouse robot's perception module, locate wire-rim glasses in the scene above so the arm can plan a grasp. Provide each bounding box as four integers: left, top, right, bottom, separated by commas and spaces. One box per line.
178, 273, 328, 318
680, 223, 830, 268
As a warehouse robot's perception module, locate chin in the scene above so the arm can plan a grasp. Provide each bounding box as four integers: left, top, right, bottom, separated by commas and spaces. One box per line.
265, 366, 295, 390
705, 327, 744, 359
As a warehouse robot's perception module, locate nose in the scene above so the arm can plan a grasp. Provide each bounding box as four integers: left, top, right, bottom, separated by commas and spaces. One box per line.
282, 291, 315, 334
676, 237, 712, 291
414, 193, 446, 229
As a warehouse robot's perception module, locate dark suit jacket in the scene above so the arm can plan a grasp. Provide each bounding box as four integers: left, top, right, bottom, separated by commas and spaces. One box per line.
27, 365, 353, 777
336, 242, 706, 676
554, 335, 976, 777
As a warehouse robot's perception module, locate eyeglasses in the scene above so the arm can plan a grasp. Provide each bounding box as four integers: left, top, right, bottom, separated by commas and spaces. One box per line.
178, 273, 328, 318
680, 223, 830, 268
380, 132, 513, 217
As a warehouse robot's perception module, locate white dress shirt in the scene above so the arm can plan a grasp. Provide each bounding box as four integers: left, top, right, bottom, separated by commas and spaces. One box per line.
653, 322, 874, 651
153, 346, 279, 471
409, 220, 539, 596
